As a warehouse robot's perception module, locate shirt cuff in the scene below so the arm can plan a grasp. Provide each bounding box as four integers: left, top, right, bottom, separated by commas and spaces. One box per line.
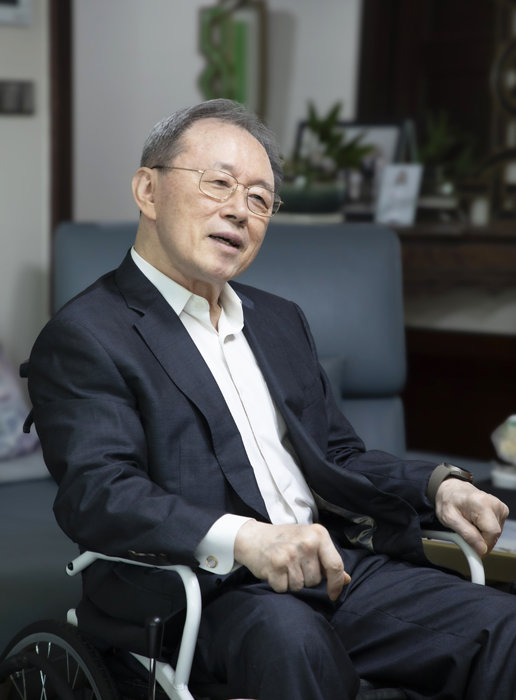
195, 514, 252, 574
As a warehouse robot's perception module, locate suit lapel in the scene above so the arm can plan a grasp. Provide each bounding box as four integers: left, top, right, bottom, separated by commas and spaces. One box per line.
238, 293, 307, 413
115, 255, 269, 520
238, 291, 424, 559
237, 288, 381, 498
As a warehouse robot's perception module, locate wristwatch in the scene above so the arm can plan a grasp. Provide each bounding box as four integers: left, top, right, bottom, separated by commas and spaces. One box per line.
427, 462, 474, 504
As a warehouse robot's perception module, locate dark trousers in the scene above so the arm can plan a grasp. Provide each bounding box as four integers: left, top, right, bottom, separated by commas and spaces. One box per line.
191, 547, 516, 700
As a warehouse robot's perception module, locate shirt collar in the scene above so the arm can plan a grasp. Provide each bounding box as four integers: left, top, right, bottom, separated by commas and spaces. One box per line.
130, 247, 243, 333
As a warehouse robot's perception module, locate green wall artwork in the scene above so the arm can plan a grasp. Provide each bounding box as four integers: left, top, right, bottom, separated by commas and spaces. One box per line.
199, 1, 267, 119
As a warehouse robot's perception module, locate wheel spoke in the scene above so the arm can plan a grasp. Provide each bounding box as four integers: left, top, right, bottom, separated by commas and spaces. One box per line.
37, 668, 48, 700
70, 655, 81, 689
65, 649, 71, 686
2, 622, 120, 700
39, 680, 47, 699
10, 669, 27, 700
33, 643, 49, 700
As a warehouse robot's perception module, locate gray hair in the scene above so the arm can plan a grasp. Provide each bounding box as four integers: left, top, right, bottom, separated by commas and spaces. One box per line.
140, 99, 283, 192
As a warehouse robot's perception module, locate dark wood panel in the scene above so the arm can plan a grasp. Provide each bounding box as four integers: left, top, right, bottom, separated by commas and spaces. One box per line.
49, 0, 73, 231
358, 0, 495, 156
399, 224, 516, 293
404, 328, 516, 459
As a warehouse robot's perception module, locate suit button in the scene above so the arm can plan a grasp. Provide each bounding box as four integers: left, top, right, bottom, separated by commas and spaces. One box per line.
206, 555, 218, 569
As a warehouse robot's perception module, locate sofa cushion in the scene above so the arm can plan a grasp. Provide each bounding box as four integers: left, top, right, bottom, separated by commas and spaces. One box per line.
0, 447, 49, 483
0, 345, 39, 462
0, 479, 80, 651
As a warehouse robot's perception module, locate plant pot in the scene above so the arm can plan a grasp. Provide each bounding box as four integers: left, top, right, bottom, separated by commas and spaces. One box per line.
279, 181, 346, 214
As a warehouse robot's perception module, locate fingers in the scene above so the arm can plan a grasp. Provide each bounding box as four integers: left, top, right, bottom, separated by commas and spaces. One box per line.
316, 526, 351, 600
435, 479, 510, 556
234, 520, 351, 599
275, 558, 320, 595
469, 495, 509, 554
324, 563, 350, 601
267, 524, 347, 597
299, 553, 323, 589
448, 518, 490, 557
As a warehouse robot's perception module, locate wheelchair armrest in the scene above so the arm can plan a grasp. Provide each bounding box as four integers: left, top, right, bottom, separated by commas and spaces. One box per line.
422, 530, 485, 585
66, 551, 202, 691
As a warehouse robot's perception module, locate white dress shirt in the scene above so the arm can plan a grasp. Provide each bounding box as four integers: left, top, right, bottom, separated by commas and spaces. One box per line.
131, 248, 317, 573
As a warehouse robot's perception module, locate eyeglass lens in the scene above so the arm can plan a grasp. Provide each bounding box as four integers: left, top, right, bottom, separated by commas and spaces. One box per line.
199, 170, 279, 216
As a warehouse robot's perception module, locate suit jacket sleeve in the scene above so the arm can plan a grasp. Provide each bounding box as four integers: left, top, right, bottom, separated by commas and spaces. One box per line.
28, 314, 225, 567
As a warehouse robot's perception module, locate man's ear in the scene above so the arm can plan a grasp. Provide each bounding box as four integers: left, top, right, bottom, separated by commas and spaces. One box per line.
132, 167, 157, 220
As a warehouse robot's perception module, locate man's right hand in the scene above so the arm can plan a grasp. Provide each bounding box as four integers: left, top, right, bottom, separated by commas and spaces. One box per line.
234, 520, 350, 601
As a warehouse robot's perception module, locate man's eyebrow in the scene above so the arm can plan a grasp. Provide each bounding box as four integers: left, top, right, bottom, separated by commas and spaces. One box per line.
214, 162, 275, 192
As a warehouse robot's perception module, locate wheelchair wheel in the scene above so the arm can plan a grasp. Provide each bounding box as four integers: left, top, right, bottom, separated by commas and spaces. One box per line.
0, 619, 120, 699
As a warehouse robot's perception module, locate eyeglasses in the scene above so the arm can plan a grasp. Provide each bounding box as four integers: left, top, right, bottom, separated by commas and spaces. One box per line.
151, 166, 283, 218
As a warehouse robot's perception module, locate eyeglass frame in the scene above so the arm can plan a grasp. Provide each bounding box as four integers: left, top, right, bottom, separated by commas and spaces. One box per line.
150, 165, 283, 218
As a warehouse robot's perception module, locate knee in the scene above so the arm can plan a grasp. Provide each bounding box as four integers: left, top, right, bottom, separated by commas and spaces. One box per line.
235, 594, 337, 665
198, 589, 358, 699
231, 594, 359, 698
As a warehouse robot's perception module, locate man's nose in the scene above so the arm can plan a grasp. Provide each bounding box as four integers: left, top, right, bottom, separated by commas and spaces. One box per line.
223, 184, 249, 220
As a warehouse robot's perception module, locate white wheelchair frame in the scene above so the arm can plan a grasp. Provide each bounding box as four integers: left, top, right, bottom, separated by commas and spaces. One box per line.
67, 551, 201, 700
65, 530, 485, 700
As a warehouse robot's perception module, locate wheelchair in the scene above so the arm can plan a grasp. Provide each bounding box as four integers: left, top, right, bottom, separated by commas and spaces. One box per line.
0, 532, 484, 700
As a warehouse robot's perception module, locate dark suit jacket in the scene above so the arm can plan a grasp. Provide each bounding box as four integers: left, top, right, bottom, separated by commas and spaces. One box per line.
27, 252, 440, 626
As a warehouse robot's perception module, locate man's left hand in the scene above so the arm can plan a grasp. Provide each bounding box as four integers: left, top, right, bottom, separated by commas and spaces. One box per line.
435, 479, 509, 556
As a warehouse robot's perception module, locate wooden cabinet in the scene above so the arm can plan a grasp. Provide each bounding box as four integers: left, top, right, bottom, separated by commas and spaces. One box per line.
399, 224, 516, 459
399, 223, 516, 295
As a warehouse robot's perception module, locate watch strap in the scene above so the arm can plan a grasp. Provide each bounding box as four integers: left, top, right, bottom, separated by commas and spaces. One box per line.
427, 462, 474, 504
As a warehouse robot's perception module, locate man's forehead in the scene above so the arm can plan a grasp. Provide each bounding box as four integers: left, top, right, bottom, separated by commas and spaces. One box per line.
182, 117, 254, 146
179, 119, 273, 181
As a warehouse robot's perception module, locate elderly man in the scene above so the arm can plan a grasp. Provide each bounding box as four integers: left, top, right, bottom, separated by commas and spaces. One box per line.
27, 99, 515, 699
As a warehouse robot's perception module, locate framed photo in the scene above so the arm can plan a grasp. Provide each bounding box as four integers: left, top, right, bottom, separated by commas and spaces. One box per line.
375, 164, 423, 227
293, 120, 404, 208
0, 0, 32, 25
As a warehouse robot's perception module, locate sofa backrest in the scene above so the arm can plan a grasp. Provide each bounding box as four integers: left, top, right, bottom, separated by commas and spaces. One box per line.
239, 222, 406, 455
52, 220, 406, 455
53, 221, 138, 314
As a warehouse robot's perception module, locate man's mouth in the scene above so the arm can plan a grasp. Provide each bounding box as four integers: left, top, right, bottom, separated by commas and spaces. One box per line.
209, 234, 241, 249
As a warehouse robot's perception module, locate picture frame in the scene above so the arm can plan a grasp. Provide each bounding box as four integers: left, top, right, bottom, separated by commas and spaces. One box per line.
293, 121, 403, 167
0, 0, 32, 25
292, 120, 406, 211
374, 163, 423, 227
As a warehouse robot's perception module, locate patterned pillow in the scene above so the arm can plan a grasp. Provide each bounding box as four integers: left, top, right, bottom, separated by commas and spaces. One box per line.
0, 346, 39, 460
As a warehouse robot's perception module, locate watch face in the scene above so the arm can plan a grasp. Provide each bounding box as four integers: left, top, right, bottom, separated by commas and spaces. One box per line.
448, 466, 473, 482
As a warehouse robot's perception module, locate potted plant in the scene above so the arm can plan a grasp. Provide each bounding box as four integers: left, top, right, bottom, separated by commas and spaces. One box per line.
280, 101, 375, 213
418, 110, 478, 196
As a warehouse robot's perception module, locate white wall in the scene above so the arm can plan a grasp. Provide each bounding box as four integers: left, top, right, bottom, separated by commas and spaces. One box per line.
3, 0, 514, 354
73, 0, 362, 221
0, 0, 49, 370
0, 0, 361, 372
266, 0, 361, 153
